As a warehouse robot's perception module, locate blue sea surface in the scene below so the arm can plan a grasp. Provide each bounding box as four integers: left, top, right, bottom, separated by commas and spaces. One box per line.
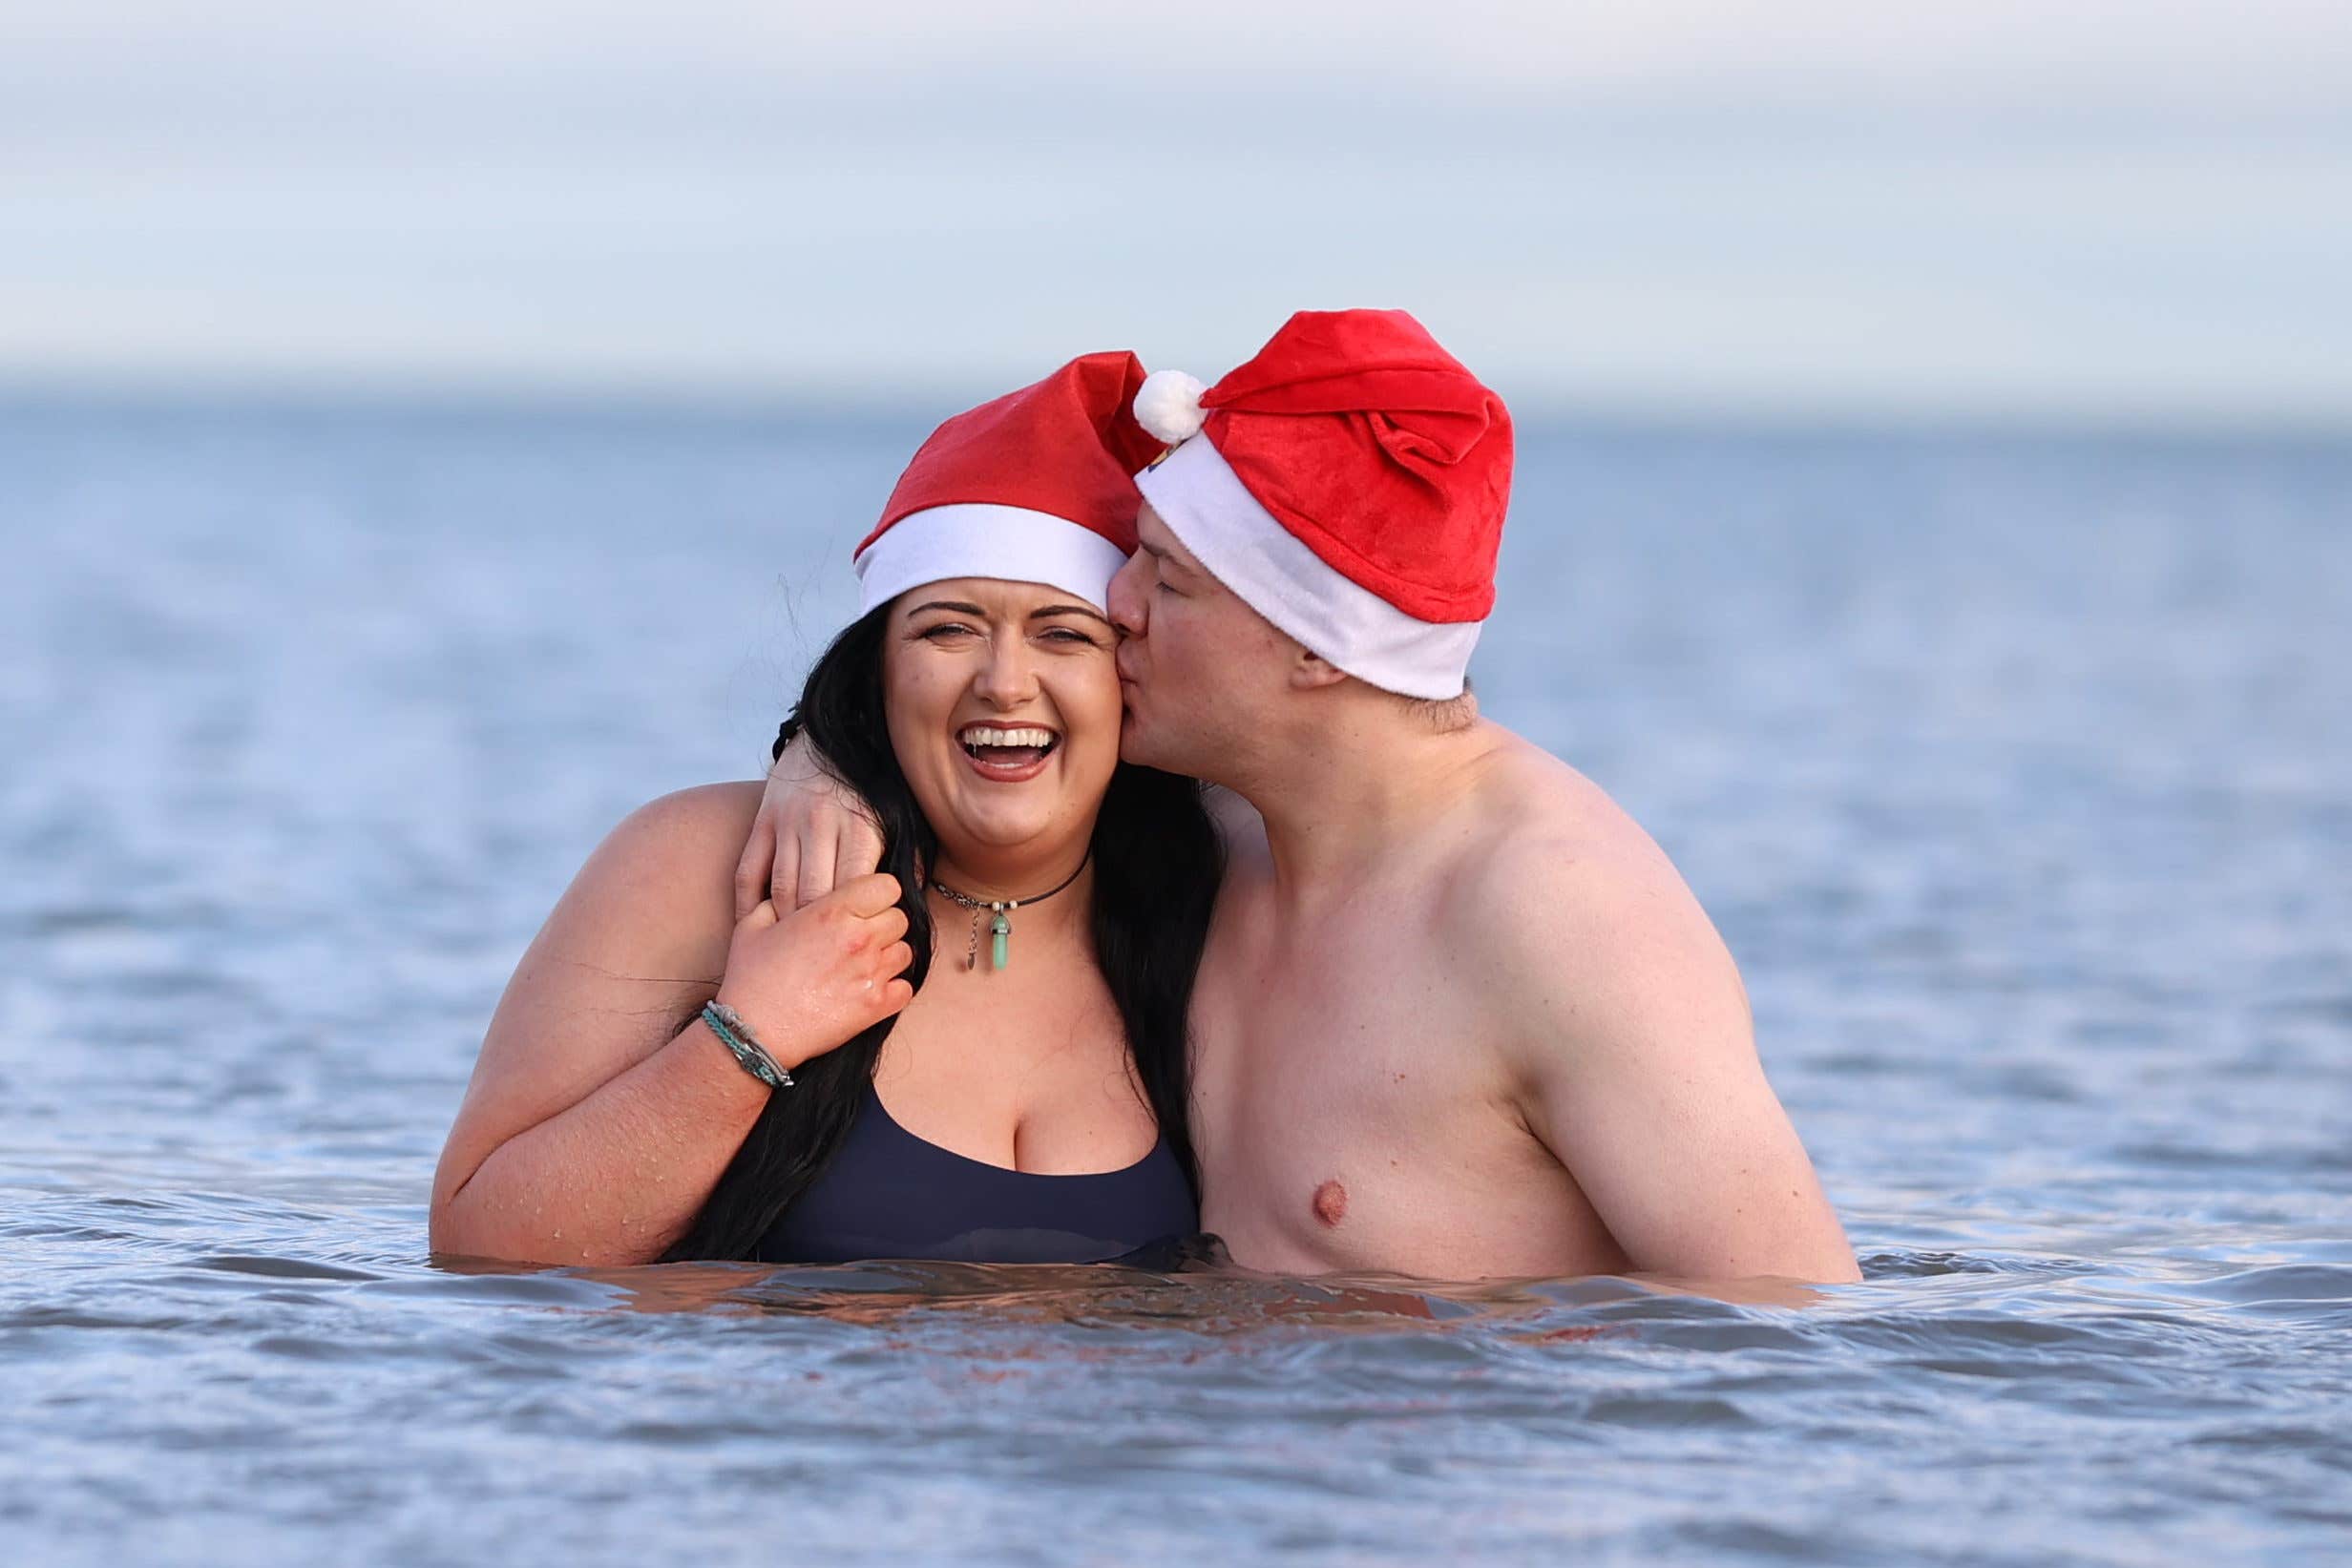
1, 395, 2348, 1566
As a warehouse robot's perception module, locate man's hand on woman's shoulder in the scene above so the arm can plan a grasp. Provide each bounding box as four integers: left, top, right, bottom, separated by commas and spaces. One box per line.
736, 733, 886, 919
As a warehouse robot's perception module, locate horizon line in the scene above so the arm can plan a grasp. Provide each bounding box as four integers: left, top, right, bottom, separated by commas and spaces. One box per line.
5, 368, 2349, 450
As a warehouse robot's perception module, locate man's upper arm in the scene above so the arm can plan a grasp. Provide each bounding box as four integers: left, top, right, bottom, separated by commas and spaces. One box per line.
1477, 843, 1859, 1285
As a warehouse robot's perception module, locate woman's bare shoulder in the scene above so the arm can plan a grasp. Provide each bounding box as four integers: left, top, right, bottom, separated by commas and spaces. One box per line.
505, 781, 767, 1002
567, 781, 766, 951
597, 782, 766, 876
501, 779, 767, 1039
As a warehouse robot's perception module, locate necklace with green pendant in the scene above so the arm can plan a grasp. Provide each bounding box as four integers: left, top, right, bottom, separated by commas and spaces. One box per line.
930, 854, 1090, 972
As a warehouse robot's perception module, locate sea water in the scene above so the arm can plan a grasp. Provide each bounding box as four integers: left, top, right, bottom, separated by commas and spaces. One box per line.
2, 395, 2347, 1565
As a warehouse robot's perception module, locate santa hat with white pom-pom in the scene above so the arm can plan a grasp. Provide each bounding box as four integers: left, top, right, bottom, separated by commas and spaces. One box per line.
853, 351, 1165, 614
1132, 309, 1512, 700
1133, 369, 1209, 446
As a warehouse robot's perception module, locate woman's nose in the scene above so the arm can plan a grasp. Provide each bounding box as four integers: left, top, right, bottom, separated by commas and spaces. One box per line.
974, 638, 1039, 706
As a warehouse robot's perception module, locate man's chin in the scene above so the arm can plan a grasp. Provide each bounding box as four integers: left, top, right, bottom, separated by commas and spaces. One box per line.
1116, 715, 1160, 771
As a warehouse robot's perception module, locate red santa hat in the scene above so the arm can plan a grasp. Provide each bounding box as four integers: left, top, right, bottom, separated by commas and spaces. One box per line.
1129, 309, 1511, 700
854, 351, 1164, 614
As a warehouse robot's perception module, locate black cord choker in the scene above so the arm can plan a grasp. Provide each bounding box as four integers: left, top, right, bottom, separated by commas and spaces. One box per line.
930, 855, 1090, 972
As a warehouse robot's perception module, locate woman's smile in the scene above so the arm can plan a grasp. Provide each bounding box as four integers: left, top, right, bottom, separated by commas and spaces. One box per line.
956, 721, 1063, 784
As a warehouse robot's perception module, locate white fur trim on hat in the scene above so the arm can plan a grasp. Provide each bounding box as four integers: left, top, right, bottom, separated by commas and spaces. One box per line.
1133, 438, 1482, 700
1133, 369, 1208, 446
854, 504, 1130, 616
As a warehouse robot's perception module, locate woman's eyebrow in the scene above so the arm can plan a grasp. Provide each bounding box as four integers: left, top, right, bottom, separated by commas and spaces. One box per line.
907, 599, 1108, 626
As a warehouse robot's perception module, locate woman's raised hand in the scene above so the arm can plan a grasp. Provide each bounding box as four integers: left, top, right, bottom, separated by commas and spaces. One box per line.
715, 872, 914, 1067
734, 732, 889, 920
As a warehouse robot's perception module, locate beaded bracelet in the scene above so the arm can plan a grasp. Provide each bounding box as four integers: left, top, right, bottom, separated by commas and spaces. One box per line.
701, 1002, 795, 1089
770, 715, 802, 765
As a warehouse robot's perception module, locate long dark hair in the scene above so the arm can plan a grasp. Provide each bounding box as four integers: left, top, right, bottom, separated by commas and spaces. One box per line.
662, 604, 1222, 1261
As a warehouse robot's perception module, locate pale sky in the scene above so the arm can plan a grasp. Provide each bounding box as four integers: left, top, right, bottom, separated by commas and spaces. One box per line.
5, 1, 2349, 423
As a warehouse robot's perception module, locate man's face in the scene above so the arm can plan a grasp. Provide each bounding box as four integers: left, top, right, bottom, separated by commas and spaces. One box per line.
1105, 502, 1292, 780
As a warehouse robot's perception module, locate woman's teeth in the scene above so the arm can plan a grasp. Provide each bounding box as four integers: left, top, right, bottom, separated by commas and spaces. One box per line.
958, 724, 1059, 761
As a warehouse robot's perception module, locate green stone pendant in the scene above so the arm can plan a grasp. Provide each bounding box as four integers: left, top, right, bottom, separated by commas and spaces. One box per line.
990, 911, 1012, 970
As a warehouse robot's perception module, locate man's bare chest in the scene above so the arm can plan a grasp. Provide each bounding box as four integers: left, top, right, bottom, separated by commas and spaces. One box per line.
1191, 909, 1444, 1123
1186, 910, 1550, 1271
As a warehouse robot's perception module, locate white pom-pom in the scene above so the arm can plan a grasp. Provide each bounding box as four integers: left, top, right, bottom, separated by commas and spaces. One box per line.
1134, 369, 1208, 445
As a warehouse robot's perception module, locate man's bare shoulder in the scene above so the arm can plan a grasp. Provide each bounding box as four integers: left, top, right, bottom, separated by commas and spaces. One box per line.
1452, 723, 1689, 906
1441, 724, 1748, 1052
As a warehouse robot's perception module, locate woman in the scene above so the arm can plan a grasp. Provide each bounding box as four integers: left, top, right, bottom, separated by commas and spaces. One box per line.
429, 352, 1222, 1266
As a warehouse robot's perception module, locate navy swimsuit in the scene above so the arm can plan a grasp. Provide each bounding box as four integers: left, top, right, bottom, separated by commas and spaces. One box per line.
755, 1081, 1196, 1265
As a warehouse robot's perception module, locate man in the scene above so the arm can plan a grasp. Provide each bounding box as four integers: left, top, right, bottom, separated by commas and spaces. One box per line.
748, 310, 1858, 1285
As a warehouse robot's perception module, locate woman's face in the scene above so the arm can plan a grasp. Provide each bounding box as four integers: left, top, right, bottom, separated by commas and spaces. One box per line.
881, 577, 1124, 869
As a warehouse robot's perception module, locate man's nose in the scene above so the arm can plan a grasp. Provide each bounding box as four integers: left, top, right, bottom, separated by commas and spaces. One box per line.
1107, 551, 1147, 638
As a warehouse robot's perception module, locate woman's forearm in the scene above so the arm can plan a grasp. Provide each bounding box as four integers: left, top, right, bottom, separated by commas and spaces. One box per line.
430, 1016, 775, 1267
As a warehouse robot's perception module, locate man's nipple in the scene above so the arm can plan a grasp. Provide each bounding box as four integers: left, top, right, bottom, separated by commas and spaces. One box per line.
1311, 1179, 1348, 1228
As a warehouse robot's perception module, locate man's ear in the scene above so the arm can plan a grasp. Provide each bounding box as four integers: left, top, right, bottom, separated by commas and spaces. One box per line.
1288, 646, 1351, 692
